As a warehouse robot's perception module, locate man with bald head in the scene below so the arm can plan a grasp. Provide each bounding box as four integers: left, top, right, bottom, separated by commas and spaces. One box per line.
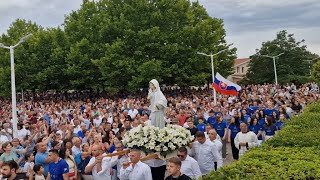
85, 144, 116, 180
208, 129, 223, 171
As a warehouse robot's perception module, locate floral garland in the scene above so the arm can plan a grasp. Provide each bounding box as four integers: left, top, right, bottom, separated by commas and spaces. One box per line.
122, 124, 194, 158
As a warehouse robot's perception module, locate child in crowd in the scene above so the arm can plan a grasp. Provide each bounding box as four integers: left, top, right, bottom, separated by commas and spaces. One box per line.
23, 153, 35, 177
33, 164, 45, 180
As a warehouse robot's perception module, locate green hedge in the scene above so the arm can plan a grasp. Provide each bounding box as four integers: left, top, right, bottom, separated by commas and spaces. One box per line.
266, 112, 320, 147
205, 102, 320, 180
303, 102, 320, 113
206, 146, 320, 180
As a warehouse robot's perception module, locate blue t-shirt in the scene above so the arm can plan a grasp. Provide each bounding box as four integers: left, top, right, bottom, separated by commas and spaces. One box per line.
80, 105, 86, 113
264, 108, 277, 117
247, 106, 259, 115
49, 159, 69, 180
213, 121, 227, 137
228, 124, 240, 139
108, 145, 117, 170
75, 153, 92, 175
207, 117, 216, 127
44, 114, 51, 124
214, 111, 222, 116
264, 124, 277, 136
258, 118, 265, 127
274, 121, 284, 131
249, 124, 263, 140
243, 114, 250, 123
35, 152, 49, 176
77, 131, 85, 139
196, 123, 206, 132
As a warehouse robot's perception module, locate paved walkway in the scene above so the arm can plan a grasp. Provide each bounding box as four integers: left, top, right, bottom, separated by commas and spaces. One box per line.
223, 142, 236, 166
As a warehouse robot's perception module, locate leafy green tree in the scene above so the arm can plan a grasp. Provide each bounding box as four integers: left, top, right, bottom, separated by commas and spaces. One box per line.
64, 0, 105, 91
312, 60, 320, 81
246, 30, 316, 84
29, 27, 70, 91
1, 0, 236, 95
0, 19, 42, 96
91, 0, 236, 91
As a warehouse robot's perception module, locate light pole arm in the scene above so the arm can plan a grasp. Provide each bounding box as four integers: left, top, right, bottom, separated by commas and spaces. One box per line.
274, 52, 284, 58
0, 43, 10, 49
13, 33, 33, 48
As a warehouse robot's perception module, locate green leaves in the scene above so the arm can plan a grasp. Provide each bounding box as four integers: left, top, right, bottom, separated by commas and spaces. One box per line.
0, 0, 235, 95
246, 30, 316, 84
312, 60, 320, 80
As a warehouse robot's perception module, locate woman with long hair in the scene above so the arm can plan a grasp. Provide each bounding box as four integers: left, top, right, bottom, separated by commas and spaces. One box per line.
59, 147, 77, 180
228, 117, 240, 160
271, 111, 279, 123
248, 118, 263, 145
256, 112, 265, 127
263, 116, 277, 141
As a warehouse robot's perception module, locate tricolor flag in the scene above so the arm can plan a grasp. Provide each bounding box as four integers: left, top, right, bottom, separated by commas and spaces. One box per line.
212, 73, 241, 96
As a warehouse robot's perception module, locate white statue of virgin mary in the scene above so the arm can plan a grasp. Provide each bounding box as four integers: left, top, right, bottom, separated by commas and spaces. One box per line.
147, 79, 167, 129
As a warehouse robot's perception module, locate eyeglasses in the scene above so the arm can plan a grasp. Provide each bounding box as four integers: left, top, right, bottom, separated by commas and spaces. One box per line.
177, 155, 185, 158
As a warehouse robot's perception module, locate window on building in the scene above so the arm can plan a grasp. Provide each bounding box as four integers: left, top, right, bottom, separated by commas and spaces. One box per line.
237, 67, 239, 73
242, 67, 244, 73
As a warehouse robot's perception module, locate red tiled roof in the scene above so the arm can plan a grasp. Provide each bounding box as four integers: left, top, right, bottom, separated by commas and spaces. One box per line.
235, 58, 250, 65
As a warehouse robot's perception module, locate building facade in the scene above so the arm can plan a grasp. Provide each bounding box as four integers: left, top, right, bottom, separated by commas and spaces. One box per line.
228, 58, 250, 83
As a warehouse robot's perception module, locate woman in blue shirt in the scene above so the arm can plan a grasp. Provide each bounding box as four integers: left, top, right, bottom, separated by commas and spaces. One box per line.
279, 107, 290, 119
213, 116, 228, 158
228, 117, 240, 160
271, 111, 279, 123
256, 112, 265, 127
248, 118, 263, 145
263, 116, 277, 141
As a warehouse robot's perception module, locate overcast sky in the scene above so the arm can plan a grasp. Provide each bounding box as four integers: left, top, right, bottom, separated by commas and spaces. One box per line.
0, 0, 319, 58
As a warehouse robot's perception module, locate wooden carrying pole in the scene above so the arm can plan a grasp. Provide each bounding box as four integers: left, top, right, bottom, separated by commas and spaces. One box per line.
102, 149, 160, 161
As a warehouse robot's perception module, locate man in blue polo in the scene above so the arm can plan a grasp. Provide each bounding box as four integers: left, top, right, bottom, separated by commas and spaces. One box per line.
47, 149, 69, 180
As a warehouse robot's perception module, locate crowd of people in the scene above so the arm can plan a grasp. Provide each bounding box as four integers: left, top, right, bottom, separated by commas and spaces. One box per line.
0, 82, 318, 180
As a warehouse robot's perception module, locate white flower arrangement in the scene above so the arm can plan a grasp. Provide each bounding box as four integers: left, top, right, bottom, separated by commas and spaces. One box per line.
122, 124, 194, 159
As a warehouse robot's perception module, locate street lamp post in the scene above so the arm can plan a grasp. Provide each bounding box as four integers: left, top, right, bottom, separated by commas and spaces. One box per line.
197, 48, 228, 105
0, 33, 32, 138
304, 57, 320, 76
261, 53, 284, 85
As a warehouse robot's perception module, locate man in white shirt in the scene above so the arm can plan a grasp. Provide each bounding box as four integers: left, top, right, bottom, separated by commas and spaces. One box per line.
189, 131, 223, 175
93, 115, 102, 127
234, 123, 259, 157
208, 129, 222, 155
72, 120, 81, 134
17, 124, 31, 140
208, 129, 223, 170
85, 145, 117, 180
114, 142, 129, 179
120, 149, 152, 180
128, 105, 139, 120
177, 147, 201, 180
71, 137, 81, 157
